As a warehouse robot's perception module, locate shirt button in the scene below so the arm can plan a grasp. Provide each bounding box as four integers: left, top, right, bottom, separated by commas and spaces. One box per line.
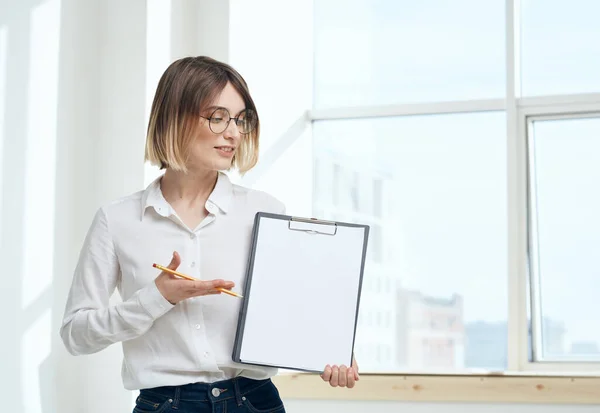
190, 233, 195, 239
204, 352, 209, 358
191, 261, 196, 267
195, 324, 201, 329
211, 388, 220, 397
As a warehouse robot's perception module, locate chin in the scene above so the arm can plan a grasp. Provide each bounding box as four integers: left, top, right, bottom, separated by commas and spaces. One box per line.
218, 160, 234, 170
211, 159, 234, 172
186, 159, 232, 173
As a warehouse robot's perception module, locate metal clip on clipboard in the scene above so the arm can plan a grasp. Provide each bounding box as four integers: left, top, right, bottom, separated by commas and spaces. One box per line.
287, 216, 338, 236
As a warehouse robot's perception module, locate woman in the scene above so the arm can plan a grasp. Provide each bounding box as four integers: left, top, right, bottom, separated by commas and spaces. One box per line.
60, 56, 358, 413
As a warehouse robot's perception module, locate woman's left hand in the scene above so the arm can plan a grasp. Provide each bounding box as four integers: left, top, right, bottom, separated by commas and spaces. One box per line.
320, 355, 359, 388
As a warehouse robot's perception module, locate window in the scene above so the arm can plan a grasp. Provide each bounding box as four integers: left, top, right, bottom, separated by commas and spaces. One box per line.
350, 171, 360, 212
368, 223, 383, 263
332, 163, 341, 206
254, 0, 600, 379
313, 158, 321, 203
373, 178, 383, 218
313, 112, 507, 372
520, 0, 600, 96
314, 0, 506, 108
308, 0, 600, 375
527, 115, 600, 361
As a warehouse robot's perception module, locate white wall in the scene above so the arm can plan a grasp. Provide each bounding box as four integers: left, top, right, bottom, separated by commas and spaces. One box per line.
54, 0, 148, 411
1, 0, 599, 412
2, 0, 146, 411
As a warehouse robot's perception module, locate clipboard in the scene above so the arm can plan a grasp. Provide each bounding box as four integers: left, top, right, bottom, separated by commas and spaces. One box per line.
232, 212, 369, 372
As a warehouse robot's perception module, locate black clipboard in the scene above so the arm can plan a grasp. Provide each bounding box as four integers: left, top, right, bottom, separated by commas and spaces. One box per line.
232, 212, 369, 372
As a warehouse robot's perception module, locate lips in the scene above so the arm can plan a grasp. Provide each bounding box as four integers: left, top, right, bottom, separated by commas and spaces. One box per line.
215, 146, 235, 157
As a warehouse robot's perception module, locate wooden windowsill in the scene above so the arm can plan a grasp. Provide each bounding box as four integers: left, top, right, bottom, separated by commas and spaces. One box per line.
273, 372, 600, 404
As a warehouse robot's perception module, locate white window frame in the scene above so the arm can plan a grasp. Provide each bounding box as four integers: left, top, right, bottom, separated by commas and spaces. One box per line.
518, 107, 600, 372
306, 0, 600, 375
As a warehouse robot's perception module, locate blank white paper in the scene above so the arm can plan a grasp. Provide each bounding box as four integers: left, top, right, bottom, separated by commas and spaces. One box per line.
237, 216, 366, 372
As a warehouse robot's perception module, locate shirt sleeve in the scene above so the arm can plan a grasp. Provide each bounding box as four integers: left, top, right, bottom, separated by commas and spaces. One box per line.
59, 207, 174, 356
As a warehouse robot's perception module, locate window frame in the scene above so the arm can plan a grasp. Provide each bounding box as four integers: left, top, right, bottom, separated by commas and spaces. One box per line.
305, 0, 600, 376
521, 107, 600, 370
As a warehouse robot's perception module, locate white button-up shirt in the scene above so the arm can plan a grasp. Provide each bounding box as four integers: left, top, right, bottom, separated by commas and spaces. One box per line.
60, 172, 285, 390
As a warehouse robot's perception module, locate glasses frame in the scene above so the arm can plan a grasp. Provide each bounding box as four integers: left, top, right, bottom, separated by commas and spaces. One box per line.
199, 107, 257, 135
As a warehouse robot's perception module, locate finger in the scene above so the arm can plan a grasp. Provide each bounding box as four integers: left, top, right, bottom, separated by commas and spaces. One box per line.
321, 365, 332, 381
168, 251, 181, 270
190, 280, 234, 296
329, 365, 339, 387
352, 363, 360, 381
191, 280, 213, 294
205, 279, 235, 291
352, 356, 360, 380
338, 365, 348, 388
347, 368, 356, 388
215, 279, 235, 289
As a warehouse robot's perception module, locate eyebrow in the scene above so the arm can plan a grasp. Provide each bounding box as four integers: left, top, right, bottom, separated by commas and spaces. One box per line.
205, 106, 247, 115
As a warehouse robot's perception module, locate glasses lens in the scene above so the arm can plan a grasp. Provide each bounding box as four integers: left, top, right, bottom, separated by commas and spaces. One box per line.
237, 109, 257, 134
209, 108, 230, 134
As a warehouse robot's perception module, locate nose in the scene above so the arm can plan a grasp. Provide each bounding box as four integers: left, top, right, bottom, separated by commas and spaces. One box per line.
223, 119, 241, 140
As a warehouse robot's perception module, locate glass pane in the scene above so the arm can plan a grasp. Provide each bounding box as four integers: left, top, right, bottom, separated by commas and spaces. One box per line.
314, 0, 505, 109
529, 116, 600, 361
521, 0, 600, 96
313, 112, 507, 372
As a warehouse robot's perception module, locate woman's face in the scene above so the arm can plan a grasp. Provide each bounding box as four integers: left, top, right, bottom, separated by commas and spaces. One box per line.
188, 82, 246, 172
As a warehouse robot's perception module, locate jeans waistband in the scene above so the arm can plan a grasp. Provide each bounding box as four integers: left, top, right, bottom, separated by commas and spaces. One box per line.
140, 376, 272, 406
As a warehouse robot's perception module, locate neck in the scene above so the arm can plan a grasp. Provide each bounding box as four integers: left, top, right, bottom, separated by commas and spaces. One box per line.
160, 168, 218, 205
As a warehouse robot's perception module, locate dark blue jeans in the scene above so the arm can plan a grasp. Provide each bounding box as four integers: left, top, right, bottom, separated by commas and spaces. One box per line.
132, 377, 286, 413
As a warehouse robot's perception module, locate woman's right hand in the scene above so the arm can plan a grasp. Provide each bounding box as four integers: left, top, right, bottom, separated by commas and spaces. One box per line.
155, 251, 235, 305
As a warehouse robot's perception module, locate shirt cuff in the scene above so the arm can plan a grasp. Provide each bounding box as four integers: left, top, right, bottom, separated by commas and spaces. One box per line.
137, 282, 174, 320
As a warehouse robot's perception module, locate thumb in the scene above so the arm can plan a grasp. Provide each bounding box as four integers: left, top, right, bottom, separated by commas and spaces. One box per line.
168, 251, 181, 270
352, 356, 359, 380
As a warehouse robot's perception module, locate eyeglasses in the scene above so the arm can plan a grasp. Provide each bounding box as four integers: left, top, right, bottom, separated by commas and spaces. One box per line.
200, 107, 258, 135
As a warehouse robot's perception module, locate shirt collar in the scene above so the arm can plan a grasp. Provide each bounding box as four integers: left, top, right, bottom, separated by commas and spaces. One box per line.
140, 175, 171, 221
208, 172, 233, 213
140, 172, 233, 221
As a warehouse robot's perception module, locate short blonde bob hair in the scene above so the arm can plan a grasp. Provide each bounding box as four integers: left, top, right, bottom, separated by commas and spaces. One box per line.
145, 56, 260, 174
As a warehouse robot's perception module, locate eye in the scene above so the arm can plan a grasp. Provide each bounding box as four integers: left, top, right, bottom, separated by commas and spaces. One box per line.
210, 108, 230, 124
